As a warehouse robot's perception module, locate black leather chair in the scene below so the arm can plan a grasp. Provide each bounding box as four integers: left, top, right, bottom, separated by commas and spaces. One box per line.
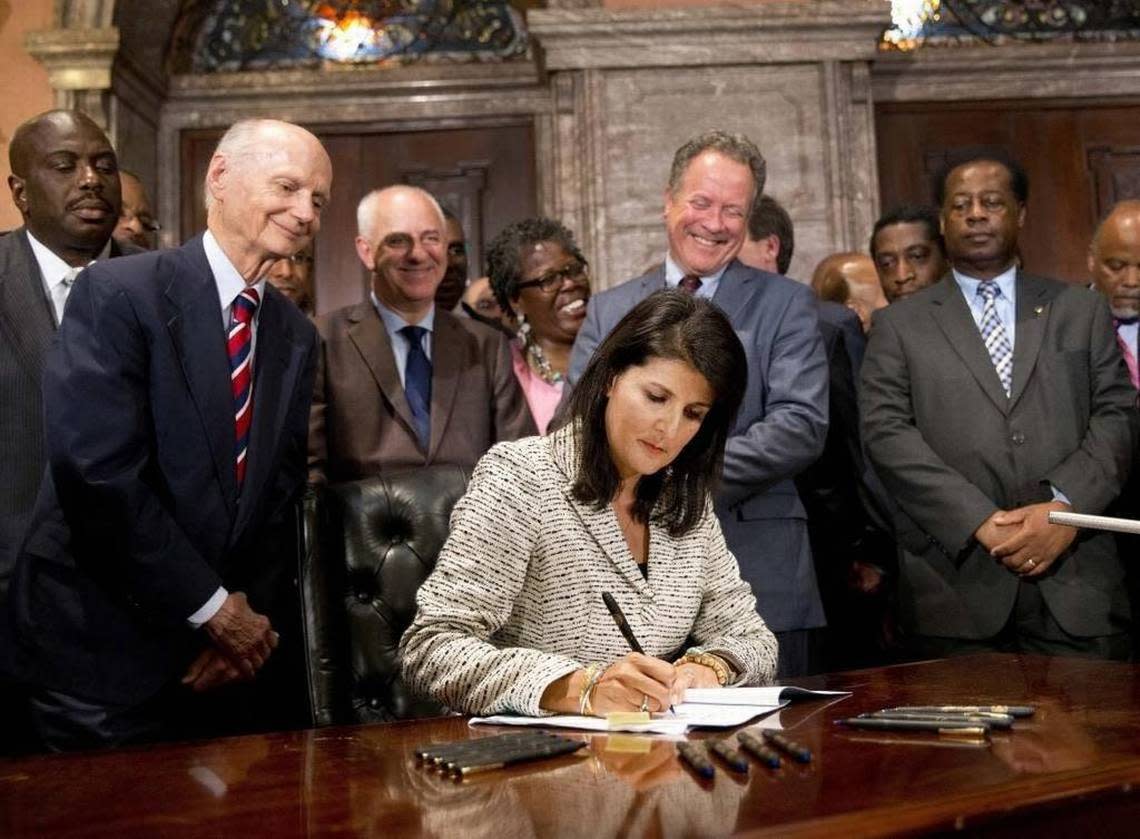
300, 466, 470, 726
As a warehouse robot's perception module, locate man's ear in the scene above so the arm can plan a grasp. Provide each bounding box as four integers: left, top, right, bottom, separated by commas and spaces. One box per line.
354, 235, 374, 272
8, 174, 27, 215
204, 153, 228, 207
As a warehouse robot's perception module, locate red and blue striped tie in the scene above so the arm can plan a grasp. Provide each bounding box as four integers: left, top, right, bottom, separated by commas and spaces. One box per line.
228, 287, 260, 488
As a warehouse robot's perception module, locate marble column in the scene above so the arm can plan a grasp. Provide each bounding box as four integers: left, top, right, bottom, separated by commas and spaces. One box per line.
23, 27, 120, 132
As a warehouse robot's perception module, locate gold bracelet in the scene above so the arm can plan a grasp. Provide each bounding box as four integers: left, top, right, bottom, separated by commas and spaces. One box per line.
676, 652, 732, 686
578, 663, 605, 716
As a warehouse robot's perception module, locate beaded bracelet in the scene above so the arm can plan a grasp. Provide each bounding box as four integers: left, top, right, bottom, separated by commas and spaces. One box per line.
676, 652, 732, 686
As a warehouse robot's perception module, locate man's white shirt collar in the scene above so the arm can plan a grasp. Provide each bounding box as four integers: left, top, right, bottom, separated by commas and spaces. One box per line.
203, 230, 267, 324
26, 229, 111, 323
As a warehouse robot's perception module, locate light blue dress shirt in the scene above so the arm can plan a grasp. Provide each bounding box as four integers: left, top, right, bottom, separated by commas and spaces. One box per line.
371, 292, 435, 388
664, 254, 728, 300
952, 264, 1018, 350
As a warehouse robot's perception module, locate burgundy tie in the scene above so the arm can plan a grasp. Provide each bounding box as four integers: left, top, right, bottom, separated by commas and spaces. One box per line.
228, 287, 260, 487
1115, 319, 1140, 391
679, 274, 703, 295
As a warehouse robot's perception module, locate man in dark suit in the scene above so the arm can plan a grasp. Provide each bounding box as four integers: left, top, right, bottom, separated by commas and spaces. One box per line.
1088, 200, 1140, 653
0, 109, 131, 755
308, 185, 533, 485
0, 110, 128, 603
7, 118, 332, 749
737, 194, 896, 669
569, 131, 829, 676
861, 152, 1136, 659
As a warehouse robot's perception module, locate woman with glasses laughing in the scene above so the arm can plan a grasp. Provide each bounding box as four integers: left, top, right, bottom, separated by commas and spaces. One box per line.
486, 218, 592, 433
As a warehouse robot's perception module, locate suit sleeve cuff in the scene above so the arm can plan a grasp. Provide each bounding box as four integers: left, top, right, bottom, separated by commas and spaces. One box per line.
187, 586, 228, 628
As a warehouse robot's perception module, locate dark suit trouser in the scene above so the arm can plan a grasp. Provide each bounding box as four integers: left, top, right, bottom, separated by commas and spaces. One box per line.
775, 629, 825, 678
908, 580, 1132, 662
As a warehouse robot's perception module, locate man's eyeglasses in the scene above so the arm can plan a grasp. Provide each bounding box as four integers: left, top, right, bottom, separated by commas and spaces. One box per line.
515, 260, 589, 294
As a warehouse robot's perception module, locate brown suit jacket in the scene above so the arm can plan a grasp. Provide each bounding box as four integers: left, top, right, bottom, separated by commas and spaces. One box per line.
308, 301, 536, 484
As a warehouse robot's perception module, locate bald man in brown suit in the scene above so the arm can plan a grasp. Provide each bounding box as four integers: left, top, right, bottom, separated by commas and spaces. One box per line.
308, 186, 533, 485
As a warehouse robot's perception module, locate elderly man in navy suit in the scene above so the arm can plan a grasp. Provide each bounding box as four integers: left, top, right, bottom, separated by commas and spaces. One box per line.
569, 130, 829, 676
6, 118, 332, 750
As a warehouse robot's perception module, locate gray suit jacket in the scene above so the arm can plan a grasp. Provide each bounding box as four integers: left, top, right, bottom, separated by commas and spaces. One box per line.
861, 272, 1137, 639
308, 301, 536, 484
0, 229, 134, 599
568, 260, 830, 632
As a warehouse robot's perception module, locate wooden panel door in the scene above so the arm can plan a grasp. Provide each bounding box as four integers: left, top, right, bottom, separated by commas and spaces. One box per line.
876, 100, 1140, 283
179, 122, 537, 315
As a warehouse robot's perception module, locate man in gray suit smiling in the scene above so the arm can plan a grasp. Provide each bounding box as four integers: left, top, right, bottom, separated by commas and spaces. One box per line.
861, 151, 1136, 659
569, 130, 829, 676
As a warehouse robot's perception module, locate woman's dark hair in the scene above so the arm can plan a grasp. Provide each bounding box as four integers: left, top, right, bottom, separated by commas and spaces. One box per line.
565, 289, 748, 537
485, 217, 586, 318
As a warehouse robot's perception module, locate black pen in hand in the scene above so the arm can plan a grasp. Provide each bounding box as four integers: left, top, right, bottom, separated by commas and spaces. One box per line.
601, 592, 644, 653
601, 591, 675, 711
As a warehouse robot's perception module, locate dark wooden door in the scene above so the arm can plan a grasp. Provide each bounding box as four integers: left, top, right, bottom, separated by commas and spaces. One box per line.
876, 100, 1140, 283
180, 122, 537, 315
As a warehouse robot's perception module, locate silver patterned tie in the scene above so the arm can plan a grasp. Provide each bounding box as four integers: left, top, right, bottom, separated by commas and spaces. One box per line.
977, 280, 1013, 397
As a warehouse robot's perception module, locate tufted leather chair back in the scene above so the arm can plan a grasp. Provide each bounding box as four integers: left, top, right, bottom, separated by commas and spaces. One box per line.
300, 466, 470, 726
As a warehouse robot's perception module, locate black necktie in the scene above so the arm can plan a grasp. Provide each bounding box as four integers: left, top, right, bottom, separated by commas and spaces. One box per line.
400, 325, 432, 449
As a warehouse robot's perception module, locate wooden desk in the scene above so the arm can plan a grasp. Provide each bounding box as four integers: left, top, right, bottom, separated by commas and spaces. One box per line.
3, 653, 1140, 837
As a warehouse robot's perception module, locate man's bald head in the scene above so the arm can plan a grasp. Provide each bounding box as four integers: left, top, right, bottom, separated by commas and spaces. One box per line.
355, 185, 447, 323
811, 251, 887, 334
203, 118, 332, 281
1090, 200, 1140, 319
7, 109, 120, 265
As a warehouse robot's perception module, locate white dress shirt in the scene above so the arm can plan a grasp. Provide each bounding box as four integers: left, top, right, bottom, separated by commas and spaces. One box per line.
25, 230, 111, 324
187, 231, 268, 628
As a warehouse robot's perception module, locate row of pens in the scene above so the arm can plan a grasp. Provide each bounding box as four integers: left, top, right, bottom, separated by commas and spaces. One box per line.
413, 704, 1035, 780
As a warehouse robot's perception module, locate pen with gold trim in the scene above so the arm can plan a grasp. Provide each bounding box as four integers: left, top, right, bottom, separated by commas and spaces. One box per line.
883, 704, 1035, 718
863, 710, 1012, 729
839, 717, 989, 736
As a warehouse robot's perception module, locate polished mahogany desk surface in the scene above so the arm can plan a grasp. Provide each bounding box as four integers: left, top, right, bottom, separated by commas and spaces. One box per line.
4, 653, 1140, 837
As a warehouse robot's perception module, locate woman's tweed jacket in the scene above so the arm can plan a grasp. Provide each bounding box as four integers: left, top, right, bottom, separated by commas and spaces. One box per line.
399, 425, 779, 716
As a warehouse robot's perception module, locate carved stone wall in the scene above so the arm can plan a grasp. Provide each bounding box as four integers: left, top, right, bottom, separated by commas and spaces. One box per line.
529, 1, 887, 286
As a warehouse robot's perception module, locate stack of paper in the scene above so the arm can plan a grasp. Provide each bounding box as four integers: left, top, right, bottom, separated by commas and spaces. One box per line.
470, 685, 849, 734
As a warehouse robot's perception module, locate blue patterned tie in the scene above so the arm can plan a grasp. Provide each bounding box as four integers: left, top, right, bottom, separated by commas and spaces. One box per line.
977, 281, 1013, 397
400, 325, 432, 449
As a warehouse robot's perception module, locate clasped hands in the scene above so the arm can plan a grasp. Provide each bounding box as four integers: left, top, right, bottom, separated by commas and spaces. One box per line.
541, 652, 721, 716
974, 501, 1077, 578
181, 592, 278, 693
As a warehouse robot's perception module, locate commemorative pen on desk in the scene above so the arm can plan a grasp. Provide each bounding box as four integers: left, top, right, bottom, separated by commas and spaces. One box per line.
863, 710, 1013, 730
839, 717, 989, 737
708, 738, 750, 774
676, 741, 715, 779
762, 730, 813, 763
450, 734, 586, 778
883, 704, 1036, 718
737, 731, 782, 768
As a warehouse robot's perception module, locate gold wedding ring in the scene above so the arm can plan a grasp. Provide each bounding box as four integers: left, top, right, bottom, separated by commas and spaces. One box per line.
639, 695, 650, 712
1024, 559, 1036, 571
